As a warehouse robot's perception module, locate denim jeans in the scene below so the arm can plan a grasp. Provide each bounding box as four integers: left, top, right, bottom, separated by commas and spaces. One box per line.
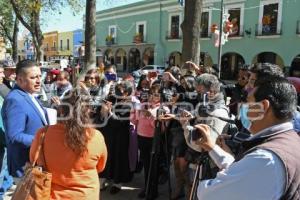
0, 148, 14, 199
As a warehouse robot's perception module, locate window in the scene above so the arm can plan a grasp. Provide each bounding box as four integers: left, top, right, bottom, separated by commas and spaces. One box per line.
60, 40, 63, 51
108, 25, 117, 39
53, 42, 56, 51
228, 9, 241, 36
201, 12, 209, 38
171, 15, 180, 39
136, 21, 147, 41
258, 0, 282, 36
67, 39, 70, 50
225, 3, 244, 37
262, 3, 278, 34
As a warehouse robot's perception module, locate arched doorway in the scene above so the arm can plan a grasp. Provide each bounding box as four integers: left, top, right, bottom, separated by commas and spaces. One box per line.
104, 49, 114, 65
143, 47, 154, 66
128, 48, 141, 72
200, 52, 213, 67
115, 48, 127, 72
290, 54, 300, 77
252, 52, 284, 67
169, 51, 181, 67
221, 52, 245, 80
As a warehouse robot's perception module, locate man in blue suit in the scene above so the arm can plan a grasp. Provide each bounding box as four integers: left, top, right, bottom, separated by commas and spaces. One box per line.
1, 60, 48, 178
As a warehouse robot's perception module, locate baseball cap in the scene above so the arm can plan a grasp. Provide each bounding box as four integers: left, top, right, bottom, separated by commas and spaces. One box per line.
2, 60, 16, 69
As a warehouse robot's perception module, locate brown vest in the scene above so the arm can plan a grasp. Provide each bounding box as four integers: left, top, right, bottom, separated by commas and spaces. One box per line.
238, 130, 300, 200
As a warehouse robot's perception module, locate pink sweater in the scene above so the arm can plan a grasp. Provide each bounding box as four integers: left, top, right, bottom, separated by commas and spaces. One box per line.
131, 106, 158, 138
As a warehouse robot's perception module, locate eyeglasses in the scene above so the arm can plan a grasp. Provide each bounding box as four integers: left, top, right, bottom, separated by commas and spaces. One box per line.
87, 77, 96, 80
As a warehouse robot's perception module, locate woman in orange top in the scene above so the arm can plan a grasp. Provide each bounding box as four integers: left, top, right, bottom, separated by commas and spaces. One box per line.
30, 90, 107, 200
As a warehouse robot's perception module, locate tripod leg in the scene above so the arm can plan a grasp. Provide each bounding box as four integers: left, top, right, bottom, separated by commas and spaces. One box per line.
163, 130, 172, 200
189, 163, 201, 200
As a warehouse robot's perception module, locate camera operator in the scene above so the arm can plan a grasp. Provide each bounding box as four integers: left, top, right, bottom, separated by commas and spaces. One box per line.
192, 76, 300, 200
98, 81, 133, 194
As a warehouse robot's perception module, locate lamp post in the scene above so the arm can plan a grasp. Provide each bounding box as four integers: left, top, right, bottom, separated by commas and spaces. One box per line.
217, 0, 224, 79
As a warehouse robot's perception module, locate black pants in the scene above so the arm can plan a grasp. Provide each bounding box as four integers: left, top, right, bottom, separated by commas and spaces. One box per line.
138, 135, 153, 187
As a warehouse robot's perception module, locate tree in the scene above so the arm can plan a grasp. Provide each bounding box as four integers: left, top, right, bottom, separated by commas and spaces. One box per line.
10, 0, 83, 62
180, 0, 202, 66
84, 0, 96, 70
0, 0, 19, 62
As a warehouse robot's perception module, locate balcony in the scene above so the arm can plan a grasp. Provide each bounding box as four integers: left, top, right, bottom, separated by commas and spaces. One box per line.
105, 37, 116, 46
133, 34, 145, 43
51, 47, 58, 51
59, 47, 71, 51
297, 20, 300, 35
255, 23, 282, 37
166, 31, 182, 40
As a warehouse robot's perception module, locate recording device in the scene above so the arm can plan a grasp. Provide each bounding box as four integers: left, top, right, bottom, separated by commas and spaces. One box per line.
186, 125, 203, 142
105, 73, 117, 81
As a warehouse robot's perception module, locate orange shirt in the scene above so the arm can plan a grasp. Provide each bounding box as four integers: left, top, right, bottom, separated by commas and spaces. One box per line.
30, 124, 107, 200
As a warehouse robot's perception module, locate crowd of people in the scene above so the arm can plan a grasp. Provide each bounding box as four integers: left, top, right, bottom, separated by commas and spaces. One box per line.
0, 58, 299, 200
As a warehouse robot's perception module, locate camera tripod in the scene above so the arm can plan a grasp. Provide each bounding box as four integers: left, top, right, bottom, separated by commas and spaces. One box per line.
189, 152, 210, 200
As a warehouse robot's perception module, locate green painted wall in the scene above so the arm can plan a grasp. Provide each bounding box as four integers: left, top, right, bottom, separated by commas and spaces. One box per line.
96, 0, 300, 68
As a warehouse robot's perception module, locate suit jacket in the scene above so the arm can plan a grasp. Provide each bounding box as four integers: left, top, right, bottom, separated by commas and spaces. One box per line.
1, 85, 48, 177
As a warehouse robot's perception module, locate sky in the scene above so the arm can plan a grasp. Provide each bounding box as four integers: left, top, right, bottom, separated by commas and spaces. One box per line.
41, 0, 145, 33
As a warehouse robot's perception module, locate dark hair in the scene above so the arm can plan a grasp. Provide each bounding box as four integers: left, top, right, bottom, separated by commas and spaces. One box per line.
250, 63, 284, 82
195, 73, 221, 93
16, 59, 37, 75
137, 75, 148, 91
57, 89, 93, 156
181, 75, 195, 92
84, 69, 100, 85
254, 76, 297, 120
115, 80, 133, 98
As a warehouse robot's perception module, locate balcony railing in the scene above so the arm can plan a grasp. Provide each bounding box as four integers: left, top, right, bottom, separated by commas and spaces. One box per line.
297, 20, 300, 34
105, 38, 116, 46
59, 47, 71, 51
51, 47, 58, 51
255, 23, 282, 36
166, 31, 182, 40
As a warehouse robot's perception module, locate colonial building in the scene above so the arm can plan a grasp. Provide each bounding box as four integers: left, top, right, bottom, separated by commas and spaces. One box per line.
95, 0, 300, 79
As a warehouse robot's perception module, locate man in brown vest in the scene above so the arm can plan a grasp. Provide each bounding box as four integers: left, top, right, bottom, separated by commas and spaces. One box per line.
193, 76, 300, 200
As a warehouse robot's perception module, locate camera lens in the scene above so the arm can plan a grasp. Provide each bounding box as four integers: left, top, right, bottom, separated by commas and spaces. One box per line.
191, 128, 203, 141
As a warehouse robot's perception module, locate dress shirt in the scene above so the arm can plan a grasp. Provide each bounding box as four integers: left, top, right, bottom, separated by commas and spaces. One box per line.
28, 93, 47, 125
197, 122, 293, 200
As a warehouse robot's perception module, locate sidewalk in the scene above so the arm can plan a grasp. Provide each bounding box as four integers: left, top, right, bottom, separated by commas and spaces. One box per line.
3, 169, 178, 200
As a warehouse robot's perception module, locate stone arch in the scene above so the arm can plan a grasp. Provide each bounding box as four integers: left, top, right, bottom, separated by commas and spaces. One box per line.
290, 54, 300, 77
169, 51, 182, 67
115, 48, 127, 72
128, 48, 141, 72
252, 52, 285, 67
104, 48, 114, 65
143, 47, 154, 66
221, 52, 245, 80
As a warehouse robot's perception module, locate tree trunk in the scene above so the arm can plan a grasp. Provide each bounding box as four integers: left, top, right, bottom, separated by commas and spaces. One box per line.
84, 0, 96, 70
12, 18, 19, 63
180, 0, 202, 66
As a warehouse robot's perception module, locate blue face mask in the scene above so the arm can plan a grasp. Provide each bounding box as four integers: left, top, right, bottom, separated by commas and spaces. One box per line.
240, 104, 252, 130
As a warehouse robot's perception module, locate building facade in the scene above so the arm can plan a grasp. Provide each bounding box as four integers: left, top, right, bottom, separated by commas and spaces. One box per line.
95, 0, 300, 79
57, 31, 73, 60
43, 31, 59, 61
73, 29, 84, 64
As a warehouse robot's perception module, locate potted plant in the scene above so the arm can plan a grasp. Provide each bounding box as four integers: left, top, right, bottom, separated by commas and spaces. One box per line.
134, 33, 143, 43
105, 35, 114, 45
